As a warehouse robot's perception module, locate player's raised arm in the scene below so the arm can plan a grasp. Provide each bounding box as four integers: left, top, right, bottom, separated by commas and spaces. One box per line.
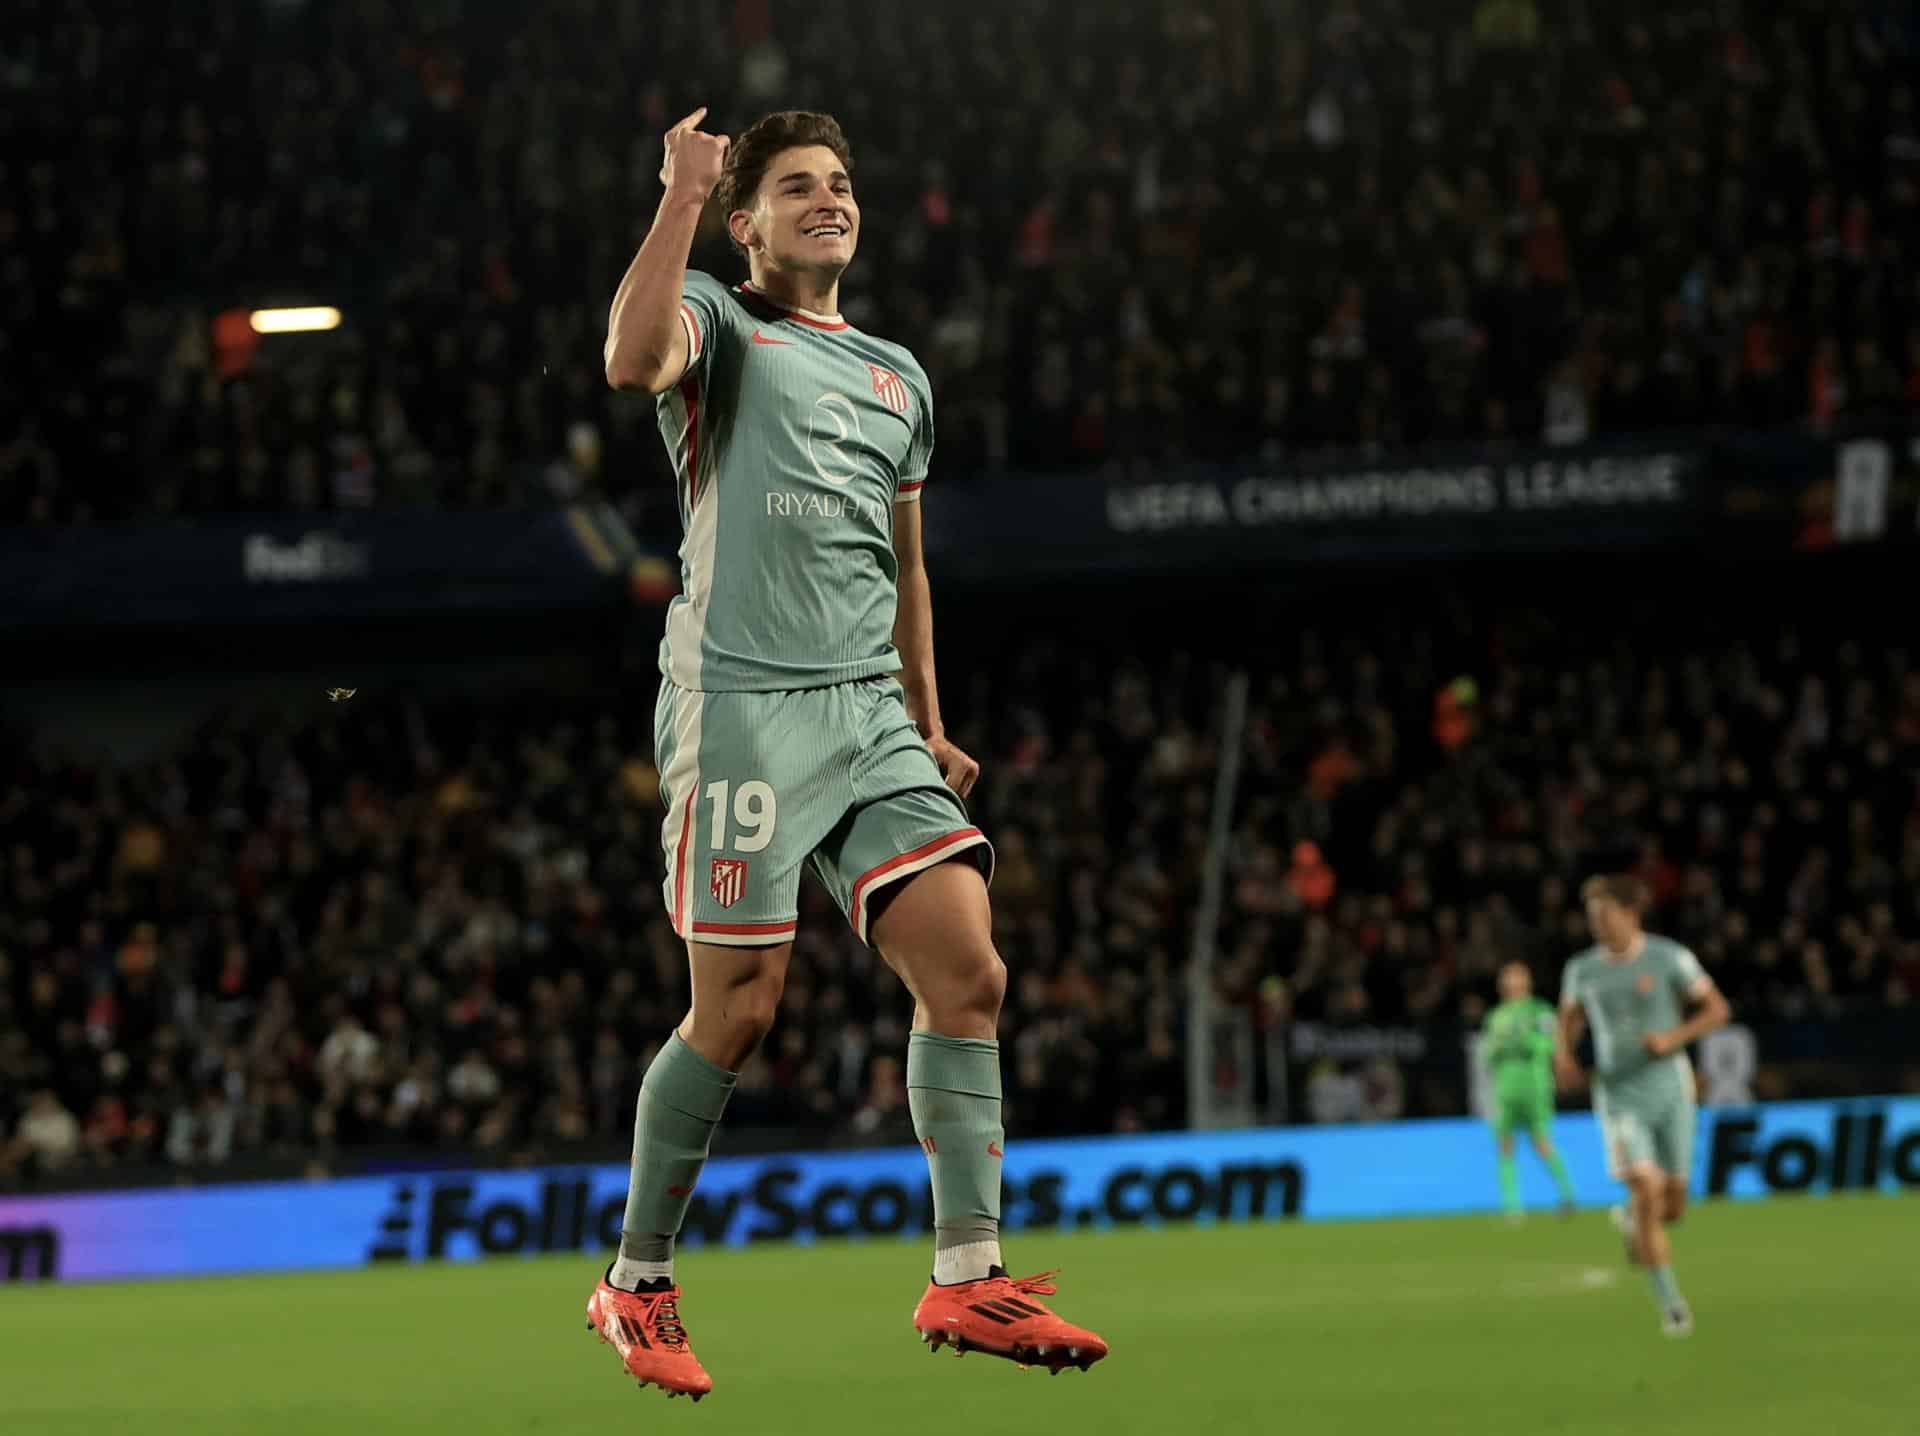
604, 107, 730, 394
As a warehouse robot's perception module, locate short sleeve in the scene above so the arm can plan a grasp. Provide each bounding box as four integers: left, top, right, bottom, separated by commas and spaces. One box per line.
677, 270, 737, 382
1557, 962, 1582, 1011
1670, 944, 1710, 998
895, 373, 935, 503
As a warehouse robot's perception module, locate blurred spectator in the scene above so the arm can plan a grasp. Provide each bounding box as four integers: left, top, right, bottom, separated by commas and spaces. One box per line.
3, 1, 1917, 527
1287, 842, 1336, 912
1, 579, 1917, 1182
166, 1086, 237, 1168
8, 1089, 81, 1177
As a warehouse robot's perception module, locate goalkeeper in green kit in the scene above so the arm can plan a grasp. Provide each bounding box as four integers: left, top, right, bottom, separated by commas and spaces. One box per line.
1480, 961, 1577, 1221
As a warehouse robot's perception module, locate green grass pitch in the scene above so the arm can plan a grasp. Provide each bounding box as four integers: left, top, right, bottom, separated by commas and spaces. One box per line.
3, 1195, 1913, 1435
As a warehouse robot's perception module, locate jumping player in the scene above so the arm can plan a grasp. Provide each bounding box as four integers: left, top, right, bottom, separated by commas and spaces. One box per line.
1479, 961, 1577, 1221
1555, 875, 1731, 1337
585, 107, 1108, 1400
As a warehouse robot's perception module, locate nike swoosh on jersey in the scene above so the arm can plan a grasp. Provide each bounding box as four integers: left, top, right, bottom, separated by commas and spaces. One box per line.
751, 329, 793, 346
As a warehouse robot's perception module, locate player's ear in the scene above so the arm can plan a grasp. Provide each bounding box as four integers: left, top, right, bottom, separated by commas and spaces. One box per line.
727, 206, 760, 254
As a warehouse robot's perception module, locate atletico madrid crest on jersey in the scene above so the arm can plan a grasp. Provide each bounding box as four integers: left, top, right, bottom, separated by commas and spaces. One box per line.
710, 858, 748, 909
868, 362, 910, 415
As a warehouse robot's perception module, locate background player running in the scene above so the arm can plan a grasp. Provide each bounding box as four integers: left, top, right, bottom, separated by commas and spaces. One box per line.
584, 105, 1108, 1401
1479, 961, 1577, 1222
1555, 874, 1731, 1338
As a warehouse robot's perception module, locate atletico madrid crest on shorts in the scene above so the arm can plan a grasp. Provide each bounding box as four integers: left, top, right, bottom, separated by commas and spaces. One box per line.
710, 857, 749, 909
868, 362, 910, 415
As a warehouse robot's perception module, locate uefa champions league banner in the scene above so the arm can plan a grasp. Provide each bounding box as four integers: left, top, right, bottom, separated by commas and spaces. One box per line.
2, 1098, 1914, 1284
923, 441, 1713, 581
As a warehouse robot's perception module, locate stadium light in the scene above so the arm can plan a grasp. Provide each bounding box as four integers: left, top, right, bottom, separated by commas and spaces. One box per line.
248, 306, 343, 334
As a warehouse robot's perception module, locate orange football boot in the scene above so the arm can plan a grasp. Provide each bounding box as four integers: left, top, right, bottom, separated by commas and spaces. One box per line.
911, 1269, 1109, 1374
586, 1274, 713, 1401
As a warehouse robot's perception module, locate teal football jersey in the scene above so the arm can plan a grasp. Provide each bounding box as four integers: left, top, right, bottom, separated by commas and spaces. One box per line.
1559, 934, 1709, 1104
656, 272, 934, 693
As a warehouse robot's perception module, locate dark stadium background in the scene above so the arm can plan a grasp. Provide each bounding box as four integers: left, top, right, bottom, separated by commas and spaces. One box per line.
4, 0, 1919, 1183
0, 4, 1917, 1431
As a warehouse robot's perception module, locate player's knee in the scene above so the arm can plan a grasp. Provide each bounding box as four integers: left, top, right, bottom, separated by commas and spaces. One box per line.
1663, 1187, 1687, 1224
945, 942, 1006, 1022
907, 938, 1004, 1028
704, 969, 785, 1066
737, 970, 786, 1044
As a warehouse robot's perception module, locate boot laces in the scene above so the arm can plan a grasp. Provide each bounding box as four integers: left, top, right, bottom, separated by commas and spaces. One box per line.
644, 1288, 688, 1349
1004, 1269, 1061, 1299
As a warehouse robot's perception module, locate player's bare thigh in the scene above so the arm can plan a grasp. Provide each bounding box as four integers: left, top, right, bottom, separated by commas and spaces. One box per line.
679, 939, 794, 1069
867, 857, 1004, 1038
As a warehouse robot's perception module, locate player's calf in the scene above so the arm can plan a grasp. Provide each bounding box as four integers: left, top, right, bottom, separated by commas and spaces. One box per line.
1626, 1168, 1691, 1335
1662, 1177, 1687, 1225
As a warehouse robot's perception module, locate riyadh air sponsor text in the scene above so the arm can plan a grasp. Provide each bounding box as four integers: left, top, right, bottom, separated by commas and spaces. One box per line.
766, 491, 886, 524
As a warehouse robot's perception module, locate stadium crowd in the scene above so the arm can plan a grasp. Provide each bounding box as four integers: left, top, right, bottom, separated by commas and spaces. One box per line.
5, 0, 1920, 525
3, 593, 1917, 1186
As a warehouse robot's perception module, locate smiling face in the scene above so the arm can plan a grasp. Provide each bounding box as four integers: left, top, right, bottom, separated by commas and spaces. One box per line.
730, 142, 860, 281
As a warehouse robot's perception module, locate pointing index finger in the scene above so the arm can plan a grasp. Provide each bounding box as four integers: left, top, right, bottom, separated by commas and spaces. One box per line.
669, 105, 708, 136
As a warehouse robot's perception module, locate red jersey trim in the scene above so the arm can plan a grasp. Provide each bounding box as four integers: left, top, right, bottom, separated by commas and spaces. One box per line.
671, 790, 697, 934
691, 919, 799, 936
849, 827, 989, 940
679, 376, 703, 509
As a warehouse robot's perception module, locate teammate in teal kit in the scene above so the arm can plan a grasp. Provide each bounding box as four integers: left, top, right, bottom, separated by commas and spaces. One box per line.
584, 107, 1107, 1400
1556, 874, 1731, 1338
1480, 961, 1577, 1221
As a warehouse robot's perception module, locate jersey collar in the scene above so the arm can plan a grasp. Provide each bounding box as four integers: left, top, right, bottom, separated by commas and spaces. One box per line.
738, 282, 849, 331
1599, 933, 1647, 964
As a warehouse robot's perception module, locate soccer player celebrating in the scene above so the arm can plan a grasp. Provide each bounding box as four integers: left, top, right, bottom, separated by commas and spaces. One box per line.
1480, 961, 1577, 1222
1555, 875, 1731, 1338
584, 107, 1108, 1400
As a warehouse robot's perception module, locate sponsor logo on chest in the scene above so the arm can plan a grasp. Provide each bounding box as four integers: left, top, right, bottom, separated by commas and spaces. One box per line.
765, 490, 886, 523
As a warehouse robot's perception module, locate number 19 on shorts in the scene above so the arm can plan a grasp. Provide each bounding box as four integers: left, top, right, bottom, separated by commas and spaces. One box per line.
704, 779, 777, 852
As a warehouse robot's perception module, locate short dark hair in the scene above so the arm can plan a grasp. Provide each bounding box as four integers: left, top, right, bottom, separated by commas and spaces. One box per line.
715, 110, 853, 255
1581, 873, 1651, 913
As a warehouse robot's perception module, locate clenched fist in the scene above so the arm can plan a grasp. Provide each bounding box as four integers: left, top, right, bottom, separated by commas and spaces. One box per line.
660, 106, 730, 201
927, 734, 980, 799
